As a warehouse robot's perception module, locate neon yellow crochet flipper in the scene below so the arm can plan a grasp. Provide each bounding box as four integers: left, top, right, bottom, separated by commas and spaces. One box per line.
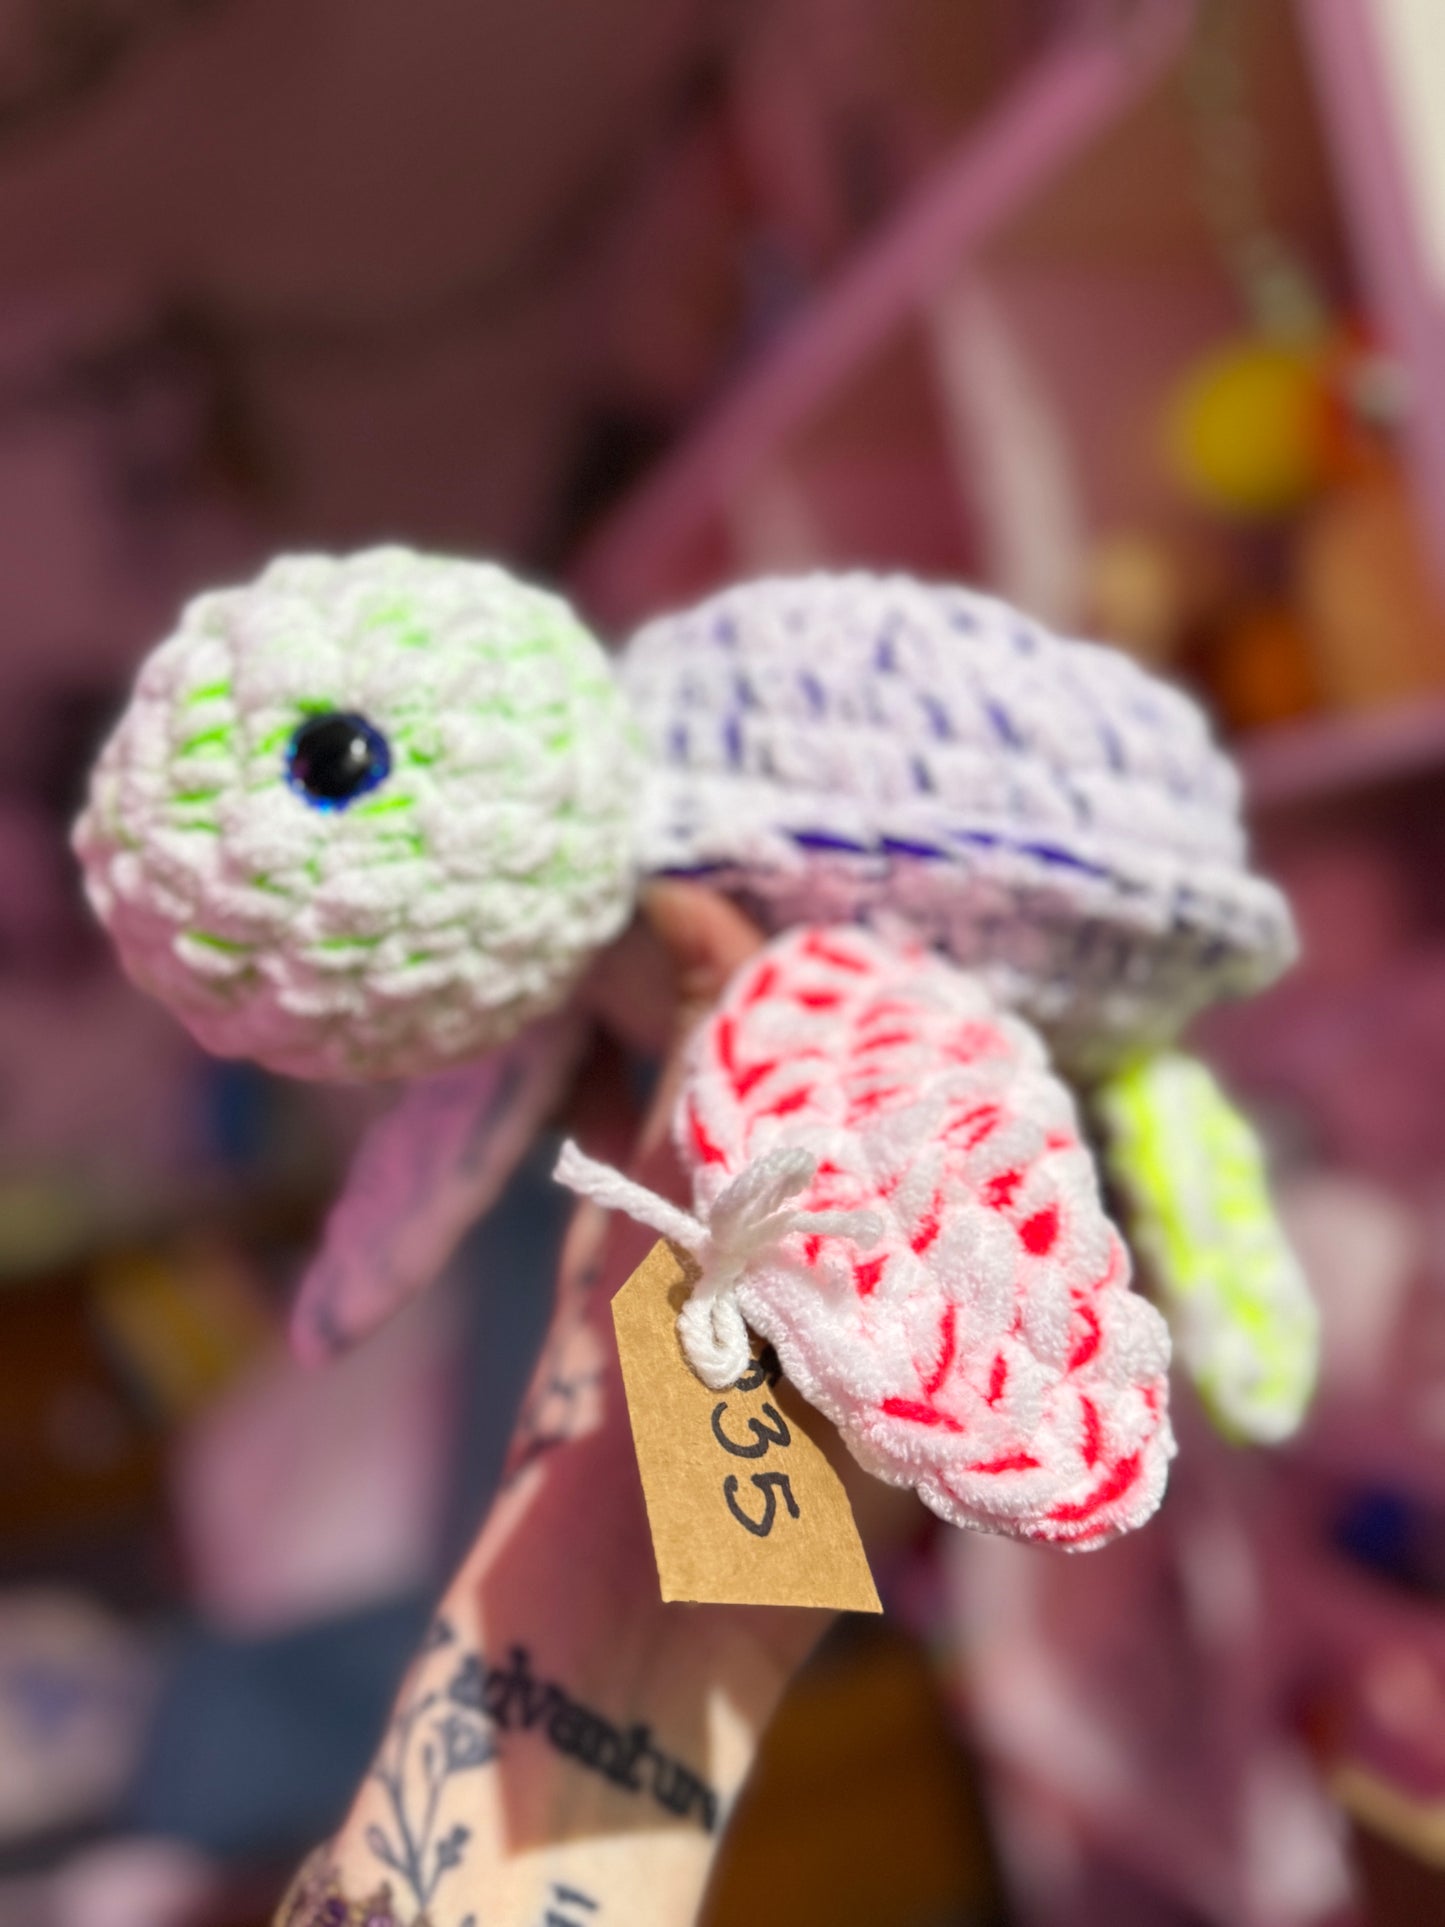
1096, 1052, 1318, 1443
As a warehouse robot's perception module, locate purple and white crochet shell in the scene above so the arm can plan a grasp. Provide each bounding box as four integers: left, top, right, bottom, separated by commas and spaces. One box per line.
622, 573, 1296, 1072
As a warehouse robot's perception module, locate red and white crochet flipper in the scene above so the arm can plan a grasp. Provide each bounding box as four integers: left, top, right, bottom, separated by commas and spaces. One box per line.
679, 925, 1175, 1548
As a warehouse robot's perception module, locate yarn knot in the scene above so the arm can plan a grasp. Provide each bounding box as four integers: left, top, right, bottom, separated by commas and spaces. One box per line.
554, 1139, 881, 1389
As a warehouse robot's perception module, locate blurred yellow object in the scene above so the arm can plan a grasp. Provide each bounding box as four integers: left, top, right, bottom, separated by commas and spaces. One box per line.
1165, 336, 1328, 519
90, 1241, 273, 1422
1086, 526, 1234, 668
0, 1178, 93, 1279
1335, 1763, 1445, 1871
1086, 532, 1187, 664
1296, 468, 1445, 709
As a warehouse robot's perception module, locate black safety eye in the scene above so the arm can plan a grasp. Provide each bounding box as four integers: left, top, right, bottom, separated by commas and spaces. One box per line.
286, 711, 391, 810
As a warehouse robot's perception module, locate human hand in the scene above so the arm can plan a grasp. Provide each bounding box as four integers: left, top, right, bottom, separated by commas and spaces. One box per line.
278, 884, 835, 1927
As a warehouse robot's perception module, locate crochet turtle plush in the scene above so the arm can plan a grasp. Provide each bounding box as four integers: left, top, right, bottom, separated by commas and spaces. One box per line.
75, 553, 1316, 1540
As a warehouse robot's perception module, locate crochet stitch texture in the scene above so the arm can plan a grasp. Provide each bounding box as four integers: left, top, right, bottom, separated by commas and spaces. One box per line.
1098, 1052, 1319, 1442
622, 573, 1296, 1071
678, 925, 1175, 1546
74, 548, 642, 1081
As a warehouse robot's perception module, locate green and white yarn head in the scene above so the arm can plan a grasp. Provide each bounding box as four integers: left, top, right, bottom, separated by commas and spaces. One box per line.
74, 547, 643, 1082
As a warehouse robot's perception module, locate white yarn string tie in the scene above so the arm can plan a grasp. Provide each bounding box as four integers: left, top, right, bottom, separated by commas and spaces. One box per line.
553, 1139, 881, 1389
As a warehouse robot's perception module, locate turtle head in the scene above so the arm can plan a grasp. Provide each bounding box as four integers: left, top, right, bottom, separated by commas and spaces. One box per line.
74, 548, 643, 1081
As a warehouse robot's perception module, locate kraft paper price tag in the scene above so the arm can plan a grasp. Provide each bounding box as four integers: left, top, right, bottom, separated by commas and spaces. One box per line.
611, 1239, 880, 1613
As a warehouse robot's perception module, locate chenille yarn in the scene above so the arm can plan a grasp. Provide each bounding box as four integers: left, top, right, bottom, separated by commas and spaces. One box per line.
1097, 1052, 1318, 1443
74, 548, 642, 1082
621, 573, 1296, 1073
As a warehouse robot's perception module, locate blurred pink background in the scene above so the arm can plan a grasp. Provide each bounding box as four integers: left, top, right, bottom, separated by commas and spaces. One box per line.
7, 3, 1445, 1923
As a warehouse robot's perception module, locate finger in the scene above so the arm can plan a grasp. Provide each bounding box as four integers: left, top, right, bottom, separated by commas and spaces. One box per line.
640, 879, 767, 1034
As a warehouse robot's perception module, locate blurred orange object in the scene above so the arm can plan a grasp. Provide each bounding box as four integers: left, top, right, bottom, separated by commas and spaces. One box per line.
1207, 601, 1321, 730
1314, 328, 1404, 490
1296, 468, 1445, 709
704, 1620, 999, 1927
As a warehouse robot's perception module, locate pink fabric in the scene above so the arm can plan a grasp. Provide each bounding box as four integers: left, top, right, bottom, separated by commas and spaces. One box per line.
678, 925, 1175, 1546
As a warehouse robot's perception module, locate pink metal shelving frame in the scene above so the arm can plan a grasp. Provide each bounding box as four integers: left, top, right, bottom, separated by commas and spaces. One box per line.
1298, 0, 1445, 588
572, 0, 1197, 625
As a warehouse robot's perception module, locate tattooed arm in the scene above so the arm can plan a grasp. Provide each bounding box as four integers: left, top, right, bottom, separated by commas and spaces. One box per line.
276, 887, 832, 1927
